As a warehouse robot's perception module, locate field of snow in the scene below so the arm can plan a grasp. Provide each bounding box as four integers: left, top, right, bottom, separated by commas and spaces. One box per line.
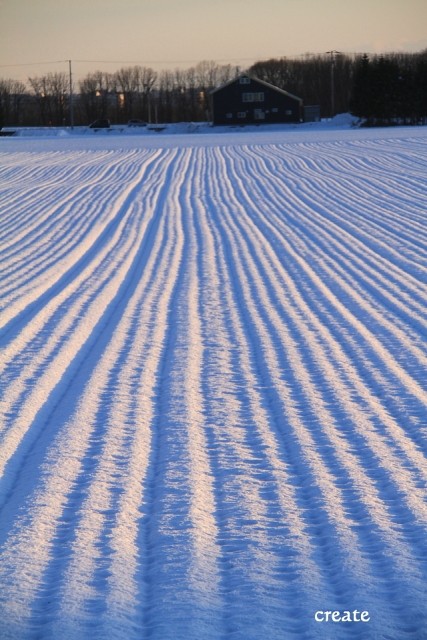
0, 123, 426, 640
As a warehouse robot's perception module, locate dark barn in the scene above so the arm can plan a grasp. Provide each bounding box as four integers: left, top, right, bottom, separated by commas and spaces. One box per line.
211, 74, 303, 126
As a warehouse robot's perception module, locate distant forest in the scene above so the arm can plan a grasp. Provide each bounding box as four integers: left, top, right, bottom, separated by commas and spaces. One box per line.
1, 50, 426, 127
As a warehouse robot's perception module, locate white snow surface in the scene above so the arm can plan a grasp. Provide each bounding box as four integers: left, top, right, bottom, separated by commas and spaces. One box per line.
0, 121, 426, 639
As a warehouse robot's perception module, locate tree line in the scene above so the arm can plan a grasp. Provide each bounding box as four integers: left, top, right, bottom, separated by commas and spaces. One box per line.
249, 50, 427, 124
1, 51, 426, 127
0, 61, 238, 127
350, 53, 427, 125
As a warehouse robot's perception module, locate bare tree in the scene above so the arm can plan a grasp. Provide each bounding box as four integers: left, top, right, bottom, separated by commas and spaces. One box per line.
113, 66, 157, 122
28, 72, 69, 125
0, 78, 27, 126
193, 61, 240, 119
79, 71, 115, 122
139, 66, 157, 122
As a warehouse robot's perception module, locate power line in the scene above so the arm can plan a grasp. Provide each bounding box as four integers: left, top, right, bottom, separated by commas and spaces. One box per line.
0, 60, 69, 68
73, 58, 243, 64
0, 51, 370, 71
0, 57, 236, 69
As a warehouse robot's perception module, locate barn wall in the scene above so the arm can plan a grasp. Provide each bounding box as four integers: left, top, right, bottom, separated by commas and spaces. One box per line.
212, 77, 302, 125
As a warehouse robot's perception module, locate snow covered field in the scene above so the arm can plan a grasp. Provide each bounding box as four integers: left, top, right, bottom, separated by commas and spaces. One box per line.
0, 123, 426, 639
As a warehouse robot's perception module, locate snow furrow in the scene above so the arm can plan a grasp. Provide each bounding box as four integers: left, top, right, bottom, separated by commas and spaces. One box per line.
246, 145, 427, 324
218, 146, 427, 494
0, 149, 177, 494
197, 147, 332, 637
0, 150, 163, 320
207, 144, 426, 636
134, 150, 225, 640
224, 145, 427, 427
0, 128, 426, 640
0, 150, 134, 245
46, 155, 188, 640
0, 148, 186, 638
266, 142, 427, 275
222, 147, 427, 405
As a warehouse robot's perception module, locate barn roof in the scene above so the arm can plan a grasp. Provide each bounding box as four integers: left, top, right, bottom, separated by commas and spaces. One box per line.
211, 74, 303, 103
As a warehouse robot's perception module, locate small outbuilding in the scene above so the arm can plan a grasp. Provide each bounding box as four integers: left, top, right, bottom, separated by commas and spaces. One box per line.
211, 74, 303, 126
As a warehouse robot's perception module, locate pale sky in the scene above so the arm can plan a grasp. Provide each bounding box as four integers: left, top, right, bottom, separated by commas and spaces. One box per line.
1, 0, 426, 83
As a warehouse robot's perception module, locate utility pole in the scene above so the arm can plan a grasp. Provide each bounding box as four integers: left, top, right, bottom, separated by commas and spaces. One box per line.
68, 59, 74, 129
326, 50, 340, 119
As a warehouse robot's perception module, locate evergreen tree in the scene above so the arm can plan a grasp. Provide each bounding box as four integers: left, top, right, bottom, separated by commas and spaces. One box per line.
414, 50, 427, 123
350, 54, 373, 121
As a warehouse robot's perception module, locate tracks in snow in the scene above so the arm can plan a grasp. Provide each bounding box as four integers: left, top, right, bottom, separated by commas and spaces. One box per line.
0, 133, 426, 639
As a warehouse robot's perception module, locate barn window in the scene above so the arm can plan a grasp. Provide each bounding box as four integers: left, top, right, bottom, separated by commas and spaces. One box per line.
242, 92, 265, 103
237, 112, 247, 118
226, 113, 233, 119
239, 77, 250, 84
272, 107, 278, 113
285, 109, 293, 115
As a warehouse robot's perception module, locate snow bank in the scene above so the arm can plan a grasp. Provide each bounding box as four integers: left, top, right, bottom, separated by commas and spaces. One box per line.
8, 114, 360, 140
